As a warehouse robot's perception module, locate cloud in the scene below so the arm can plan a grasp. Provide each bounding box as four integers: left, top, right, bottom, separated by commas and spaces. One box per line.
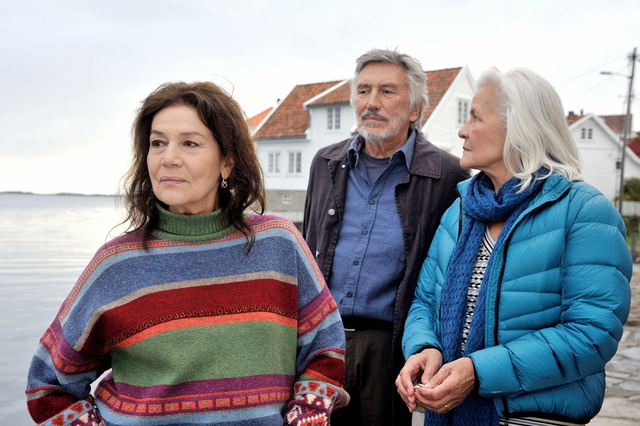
0, 0, 638, 194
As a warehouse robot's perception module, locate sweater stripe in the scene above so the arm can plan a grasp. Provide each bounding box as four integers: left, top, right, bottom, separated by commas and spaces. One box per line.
111, 311, 297, 349
77, 277, 298, 351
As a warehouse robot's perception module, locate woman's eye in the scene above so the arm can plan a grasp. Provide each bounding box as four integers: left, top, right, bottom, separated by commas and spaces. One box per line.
185, 140, 198, 147
150, 140, 164, 147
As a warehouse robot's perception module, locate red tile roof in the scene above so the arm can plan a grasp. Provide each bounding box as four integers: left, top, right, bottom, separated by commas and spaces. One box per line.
254, 68, 463, 140
247, 107, 273, 127
308, 81, 350, 106
628, 138, 640, 156
601, 114, 633, 135
421, 67, 462, 127
255, 80, 342, 139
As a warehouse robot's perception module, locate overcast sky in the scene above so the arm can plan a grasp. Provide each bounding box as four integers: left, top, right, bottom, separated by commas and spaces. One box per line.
1, 0, 639, 195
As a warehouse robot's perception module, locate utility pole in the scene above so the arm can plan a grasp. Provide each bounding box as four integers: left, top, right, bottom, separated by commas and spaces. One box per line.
617, 47, 636, 214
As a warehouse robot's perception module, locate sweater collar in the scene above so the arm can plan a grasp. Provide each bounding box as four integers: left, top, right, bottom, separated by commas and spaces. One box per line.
152, 203, 236, 242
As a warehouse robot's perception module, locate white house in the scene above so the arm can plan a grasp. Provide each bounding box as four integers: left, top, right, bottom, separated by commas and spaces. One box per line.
252, 66, 476, 225
568, 112, 640, 201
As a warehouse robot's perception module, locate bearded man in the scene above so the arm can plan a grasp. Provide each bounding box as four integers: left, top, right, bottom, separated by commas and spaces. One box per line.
303, 48, 470, 425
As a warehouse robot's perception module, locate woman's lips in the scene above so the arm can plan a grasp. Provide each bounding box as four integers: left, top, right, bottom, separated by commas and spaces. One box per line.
159, 177, 186, 185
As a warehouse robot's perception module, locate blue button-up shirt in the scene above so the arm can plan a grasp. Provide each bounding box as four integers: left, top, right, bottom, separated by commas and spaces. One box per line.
328, 130, 416, 322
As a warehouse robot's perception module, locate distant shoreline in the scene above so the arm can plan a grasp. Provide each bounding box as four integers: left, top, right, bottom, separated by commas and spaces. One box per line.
0, 191, 117, 197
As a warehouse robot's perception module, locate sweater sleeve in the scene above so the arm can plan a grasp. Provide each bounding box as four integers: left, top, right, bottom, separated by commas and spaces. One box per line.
25, 245, 112, 425
283, 225, 349, 425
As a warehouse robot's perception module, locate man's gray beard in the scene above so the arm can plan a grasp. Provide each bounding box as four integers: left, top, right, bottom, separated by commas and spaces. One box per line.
358, 127, 388, 145
357, 109, 411, 146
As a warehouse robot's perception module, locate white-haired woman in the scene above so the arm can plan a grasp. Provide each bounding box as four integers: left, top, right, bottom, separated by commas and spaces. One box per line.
396, 67, 632, 425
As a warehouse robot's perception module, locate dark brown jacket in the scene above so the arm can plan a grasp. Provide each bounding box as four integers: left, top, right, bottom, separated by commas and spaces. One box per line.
303, 132, 470, 424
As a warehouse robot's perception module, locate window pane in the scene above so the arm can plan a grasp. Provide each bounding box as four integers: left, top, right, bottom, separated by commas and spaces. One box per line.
335, 108, 341, 130
327, 108, 333, 130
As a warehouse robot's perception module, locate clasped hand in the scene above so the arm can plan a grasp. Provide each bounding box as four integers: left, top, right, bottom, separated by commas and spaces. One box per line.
395, 348, 476, 414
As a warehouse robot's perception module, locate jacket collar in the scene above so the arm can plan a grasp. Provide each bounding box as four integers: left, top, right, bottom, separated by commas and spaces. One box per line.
457, 173, 573, 210
322, 131, 447, 178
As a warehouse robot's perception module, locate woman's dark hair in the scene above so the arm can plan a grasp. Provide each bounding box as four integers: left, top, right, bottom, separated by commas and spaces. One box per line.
120, 81, 266, 249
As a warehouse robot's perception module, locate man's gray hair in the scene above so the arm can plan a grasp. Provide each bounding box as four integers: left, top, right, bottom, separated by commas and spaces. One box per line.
351, 48, 429, 130
476, 67, 583, 190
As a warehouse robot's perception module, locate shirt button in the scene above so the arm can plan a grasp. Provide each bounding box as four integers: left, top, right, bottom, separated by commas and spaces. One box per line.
362, 230, 368, 235
346, 292, 353, 297
353, 260, 360, 265
342, 164, 346, 168
328, 208, 336, 216
369, 199, 375, 205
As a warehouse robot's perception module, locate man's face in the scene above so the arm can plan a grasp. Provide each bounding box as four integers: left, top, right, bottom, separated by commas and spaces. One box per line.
354, 62, 419, 147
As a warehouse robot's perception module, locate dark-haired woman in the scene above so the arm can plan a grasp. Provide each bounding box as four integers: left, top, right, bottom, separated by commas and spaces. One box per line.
26, 81, 348, 425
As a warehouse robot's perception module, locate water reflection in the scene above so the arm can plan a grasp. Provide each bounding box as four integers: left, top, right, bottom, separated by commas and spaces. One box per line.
0, 193, 125, 424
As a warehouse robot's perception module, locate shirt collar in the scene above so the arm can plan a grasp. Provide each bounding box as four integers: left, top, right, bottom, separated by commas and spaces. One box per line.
348, 129, 417, 169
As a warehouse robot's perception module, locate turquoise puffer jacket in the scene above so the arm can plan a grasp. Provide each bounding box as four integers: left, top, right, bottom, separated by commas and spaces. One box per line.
403, 174, 632, 421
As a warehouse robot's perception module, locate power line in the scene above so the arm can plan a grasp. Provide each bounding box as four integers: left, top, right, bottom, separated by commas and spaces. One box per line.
557, 54, 627, 86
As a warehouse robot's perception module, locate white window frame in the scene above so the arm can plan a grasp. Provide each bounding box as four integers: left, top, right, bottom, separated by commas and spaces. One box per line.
288, 151, 302, 174
458, 99, 469, 125
327, 107, 341, 130
581, 127, 594, 140
268, 152, 281, 174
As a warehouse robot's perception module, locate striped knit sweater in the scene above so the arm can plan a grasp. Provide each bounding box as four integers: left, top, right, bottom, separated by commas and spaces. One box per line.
26, 207, 348, 425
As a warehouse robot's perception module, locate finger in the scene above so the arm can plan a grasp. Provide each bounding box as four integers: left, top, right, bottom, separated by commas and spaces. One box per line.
421, 361, 441, 382
396, 386, 417, 412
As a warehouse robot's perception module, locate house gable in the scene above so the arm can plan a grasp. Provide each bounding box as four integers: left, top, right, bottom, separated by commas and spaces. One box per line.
421, 67, 463, 127
569, 113, 640, 201
420, 66, 474, 157
254, 80, 342, 140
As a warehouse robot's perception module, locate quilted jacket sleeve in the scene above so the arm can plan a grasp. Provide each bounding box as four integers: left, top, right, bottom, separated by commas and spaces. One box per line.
470, 186, 632, 398
402, 200, 460, 358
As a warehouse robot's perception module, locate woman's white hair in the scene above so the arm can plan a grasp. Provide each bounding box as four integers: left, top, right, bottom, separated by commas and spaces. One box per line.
477, 67, 583, 189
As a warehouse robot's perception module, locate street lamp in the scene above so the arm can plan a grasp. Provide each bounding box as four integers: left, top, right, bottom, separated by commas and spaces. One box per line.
600, 47, 637, 215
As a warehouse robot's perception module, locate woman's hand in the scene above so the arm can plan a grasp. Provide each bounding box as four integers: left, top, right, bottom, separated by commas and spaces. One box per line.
413, 357, 476, 413
395, 348, 443, 413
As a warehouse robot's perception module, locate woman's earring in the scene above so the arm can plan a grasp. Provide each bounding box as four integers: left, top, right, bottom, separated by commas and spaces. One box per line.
220, 178, 228, 189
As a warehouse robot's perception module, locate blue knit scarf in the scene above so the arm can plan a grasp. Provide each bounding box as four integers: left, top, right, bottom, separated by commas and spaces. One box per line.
424, 171, 545, 426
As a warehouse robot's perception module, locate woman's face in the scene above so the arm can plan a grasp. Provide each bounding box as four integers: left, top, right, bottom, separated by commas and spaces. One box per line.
147, 104, 232, 215
458, 84, 512, 188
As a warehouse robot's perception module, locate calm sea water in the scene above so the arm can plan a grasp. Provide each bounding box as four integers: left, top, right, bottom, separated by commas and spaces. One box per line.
0, 193, 126, 424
